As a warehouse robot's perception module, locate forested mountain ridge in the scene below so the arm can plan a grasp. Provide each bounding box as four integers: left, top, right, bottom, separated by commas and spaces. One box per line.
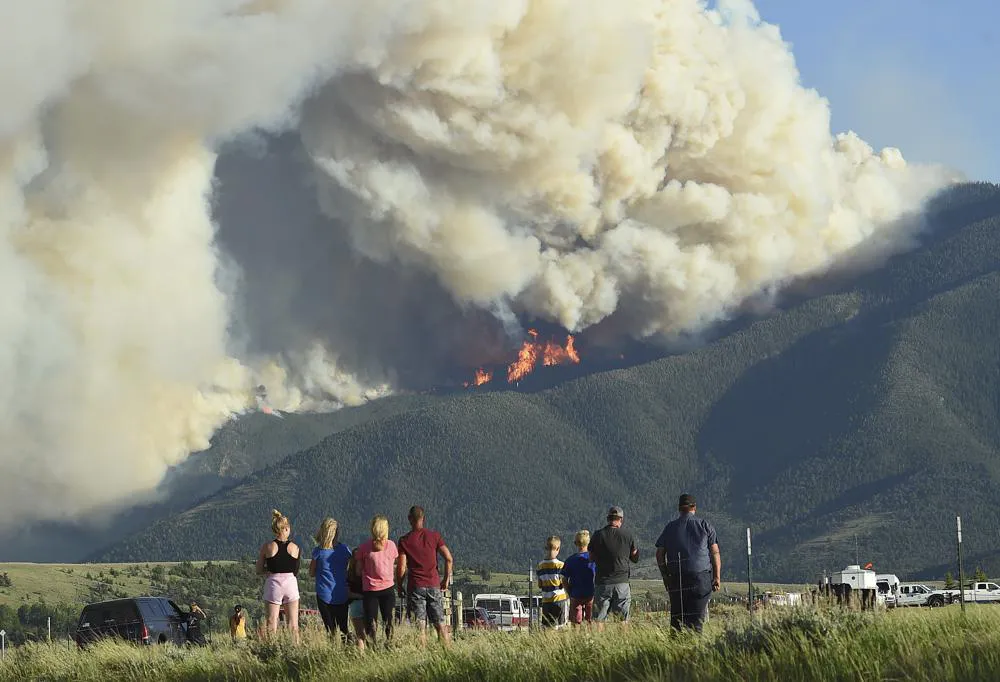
96, 182, 1000, 582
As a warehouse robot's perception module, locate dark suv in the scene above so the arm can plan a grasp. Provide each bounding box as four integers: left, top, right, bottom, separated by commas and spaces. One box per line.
462, 606, 497, 630
74, 597, 201, 647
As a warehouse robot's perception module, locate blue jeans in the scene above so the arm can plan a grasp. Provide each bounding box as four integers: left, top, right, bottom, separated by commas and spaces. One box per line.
593, 583, 631, 621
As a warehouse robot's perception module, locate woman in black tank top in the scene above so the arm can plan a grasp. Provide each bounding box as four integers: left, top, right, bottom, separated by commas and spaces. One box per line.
265, 540, 300, 574
256, 510, 302, 642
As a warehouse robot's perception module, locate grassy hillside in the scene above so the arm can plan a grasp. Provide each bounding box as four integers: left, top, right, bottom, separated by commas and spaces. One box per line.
0, 561, 271, 644
96, 182, 1000, 582
0, 563, 165, 609
0, 562, 261, 611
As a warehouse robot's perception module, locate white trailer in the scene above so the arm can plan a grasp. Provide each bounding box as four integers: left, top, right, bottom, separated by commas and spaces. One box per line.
876, 574, 900, 607
830, 565, 878, 609
831, 565, 877, 590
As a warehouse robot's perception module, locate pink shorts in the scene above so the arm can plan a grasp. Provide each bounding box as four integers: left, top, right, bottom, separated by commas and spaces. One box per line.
263, 573, 300, 605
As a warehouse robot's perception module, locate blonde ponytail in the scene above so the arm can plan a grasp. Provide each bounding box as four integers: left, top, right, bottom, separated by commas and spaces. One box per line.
271, 509, 290, 536
315, 517, 338, 549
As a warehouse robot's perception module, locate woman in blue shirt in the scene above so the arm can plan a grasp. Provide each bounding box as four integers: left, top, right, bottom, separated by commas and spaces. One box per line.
309, 517, 352, 641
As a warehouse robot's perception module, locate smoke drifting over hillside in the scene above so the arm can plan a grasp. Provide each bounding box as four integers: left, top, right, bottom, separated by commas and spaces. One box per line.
0, 0, 952, 526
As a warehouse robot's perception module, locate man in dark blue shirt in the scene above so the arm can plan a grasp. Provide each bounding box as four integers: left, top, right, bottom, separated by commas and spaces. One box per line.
655, 493, 721, 632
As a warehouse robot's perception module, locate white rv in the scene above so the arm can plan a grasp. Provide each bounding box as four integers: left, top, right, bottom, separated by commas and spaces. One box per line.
473, 593, 529, 631
876, 574, 900, 607
831, 565, 877, 590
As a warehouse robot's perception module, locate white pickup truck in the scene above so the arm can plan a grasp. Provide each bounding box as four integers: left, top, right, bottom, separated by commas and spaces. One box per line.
939, 582, 1000, 604
895, 583, 942, 607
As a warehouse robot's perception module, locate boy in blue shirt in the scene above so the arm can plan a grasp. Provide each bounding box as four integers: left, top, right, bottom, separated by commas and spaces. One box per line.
561, 530, 596, 625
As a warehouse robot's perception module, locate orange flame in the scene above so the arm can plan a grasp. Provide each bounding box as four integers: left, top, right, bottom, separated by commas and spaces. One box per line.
542, 334, 579, 367
465, 329, 580, 387
507, 329, 542, 383
463, 368, 493, 388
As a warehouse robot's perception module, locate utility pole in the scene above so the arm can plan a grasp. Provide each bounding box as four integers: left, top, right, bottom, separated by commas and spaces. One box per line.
1, 629, 5, 661
746, 527, 753, 620
957, 516, 966, 615
527, 566, 533, 632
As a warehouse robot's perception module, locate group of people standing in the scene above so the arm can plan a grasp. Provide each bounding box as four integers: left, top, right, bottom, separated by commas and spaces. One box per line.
536, 495, 723, 633
252, 493, 723, 646
256, 505, 452, 648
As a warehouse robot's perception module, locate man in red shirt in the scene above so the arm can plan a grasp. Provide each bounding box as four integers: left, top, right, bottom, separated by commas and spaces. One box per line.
396, 505, 454, 647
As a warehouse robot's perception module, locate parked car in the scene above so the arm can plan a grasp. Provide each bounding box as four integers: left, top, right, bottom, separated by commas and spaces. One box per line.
74, 597, 203, 648
462, 606, 496, 630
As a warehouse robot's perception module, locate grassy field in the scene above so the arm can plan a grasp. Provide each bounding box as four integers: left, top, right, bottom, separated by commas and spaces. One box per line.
0, 605, 995, 681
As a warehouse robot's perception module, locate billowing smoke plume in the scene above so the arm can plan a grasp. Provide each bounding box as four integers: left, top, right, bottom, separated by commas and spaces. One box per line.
0, 0, 952, 527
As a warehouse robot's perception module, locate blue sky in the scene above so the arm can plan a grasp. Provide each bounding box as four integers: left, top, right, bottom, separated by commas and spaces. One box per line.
752, 0, 999, 182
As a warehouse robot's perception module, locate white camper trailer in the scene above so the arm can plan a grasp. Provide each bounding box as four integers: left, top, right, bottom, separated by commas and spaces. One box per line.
831, 565, 877, 590
830, 565, 878, 610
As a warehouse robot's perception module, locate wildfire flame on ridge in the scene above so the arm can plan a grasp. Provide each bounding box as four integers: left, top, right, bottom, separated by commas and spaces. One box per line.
465, 329, 580, 387
462, 368, 494, 388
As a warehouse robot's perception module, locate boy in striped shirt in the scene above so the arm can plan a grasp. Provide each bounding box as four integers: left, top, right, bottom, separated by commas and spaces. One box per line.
537, 535, 568, 628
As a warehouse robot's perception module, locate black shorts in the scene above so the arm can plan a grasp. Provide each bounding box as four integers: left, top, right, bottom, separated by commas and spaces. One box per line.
541, 601, 566, 627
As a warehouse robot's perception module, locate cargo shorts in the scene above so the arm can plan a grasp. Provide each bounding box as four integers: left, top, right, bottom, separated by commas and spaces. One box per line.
408, 586, 445, 625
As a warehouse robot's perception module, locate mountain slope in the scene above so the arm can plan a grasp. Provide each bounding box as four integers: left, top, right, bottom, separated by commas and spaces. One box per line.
97, 182, 1000, 582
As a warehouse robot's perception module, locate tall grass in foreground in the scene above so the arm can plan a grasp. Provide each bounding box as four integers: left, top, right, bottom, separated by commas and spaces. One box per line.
2, 607, 999, 681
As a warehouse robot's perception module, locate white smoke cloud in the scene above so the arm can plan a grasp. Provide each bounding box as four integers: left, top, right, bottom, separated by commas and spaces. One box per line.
0, 0, 952, 527
301, 0, 950, 337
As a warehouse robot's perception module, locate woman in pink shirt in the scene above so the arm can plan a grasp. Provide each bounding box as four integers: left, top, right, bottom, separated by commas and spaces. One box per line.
355, 514, 399, 644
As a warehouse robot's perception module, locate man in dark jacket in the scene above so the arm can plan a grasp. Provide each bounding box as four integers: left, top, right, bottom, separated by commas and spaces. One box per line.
655, 493, 721, 632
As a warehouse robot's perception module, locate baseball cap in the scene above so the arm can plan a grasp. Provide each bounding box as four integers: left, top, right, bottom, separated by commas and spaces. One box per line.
607, 505, 624, 518
678, 493, 696, 508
